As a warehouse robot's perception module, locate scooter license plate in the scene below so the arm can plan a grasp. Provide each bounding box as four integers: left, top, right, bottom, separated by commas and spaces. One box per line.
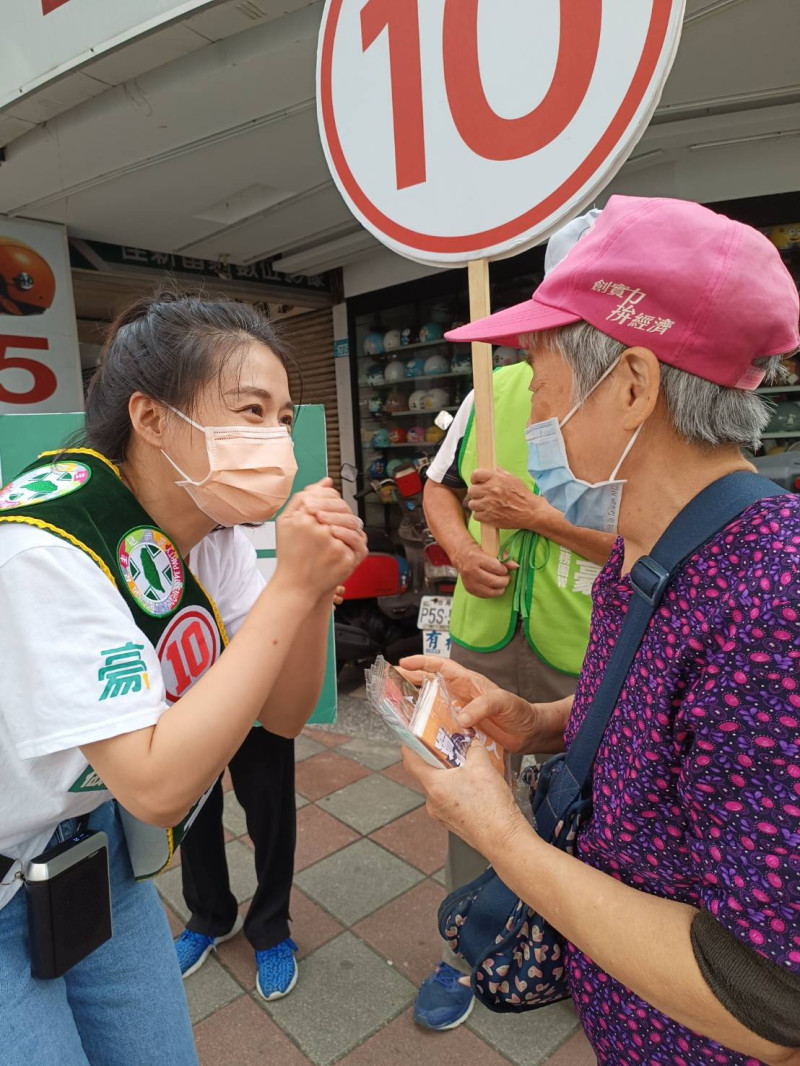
417, 595, 452, 633
422, 630, 451, 657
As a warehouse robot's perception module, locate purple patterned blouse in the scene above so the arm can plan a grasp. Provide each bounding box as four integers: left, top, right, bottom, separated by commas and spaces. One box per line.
563, 496, 800, 1066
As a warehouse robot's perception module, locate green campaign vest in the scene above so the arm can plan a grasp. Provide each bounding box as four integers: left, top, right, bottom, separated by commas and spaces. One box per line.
0, 448, 227, 879
450, 362, 596, 676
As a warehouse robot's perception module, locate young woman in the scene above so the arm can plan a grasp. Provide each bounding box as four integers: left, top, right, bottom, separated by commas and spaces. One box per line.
0, 293, 366, 1066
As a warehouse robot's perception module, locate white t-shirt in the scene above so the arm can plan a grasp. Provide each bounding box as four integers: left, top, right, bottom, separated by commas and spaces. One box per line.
0, 524, 265, 909
426, 390, 475, 489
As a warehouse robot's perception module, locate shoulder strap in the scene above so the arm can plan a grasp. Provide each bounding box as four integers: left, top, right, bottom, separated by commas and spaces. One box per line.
562, 472, 787, 791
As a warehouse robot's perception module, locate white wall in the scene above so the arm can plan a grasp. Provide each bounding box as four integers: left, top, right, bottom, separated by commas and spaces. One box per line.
343, 246, 447, 300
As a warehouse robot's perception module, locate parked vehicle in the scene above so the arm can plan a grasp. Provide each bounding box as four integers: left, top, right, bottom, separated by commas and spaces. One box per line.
335, 461, 457, 670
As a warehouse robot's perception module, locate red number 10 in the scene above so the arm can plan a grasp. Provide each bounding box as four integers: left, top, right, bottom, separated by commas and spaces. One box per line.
164, 621, 212, 698
360, 0, 602, 191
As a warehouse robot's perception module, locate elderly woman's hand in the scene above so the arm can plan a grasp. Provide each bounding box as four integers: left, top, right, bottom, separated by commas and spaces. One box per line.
399, 655, 544, 753
398, 654, 498, 703
402, 743, 528, 857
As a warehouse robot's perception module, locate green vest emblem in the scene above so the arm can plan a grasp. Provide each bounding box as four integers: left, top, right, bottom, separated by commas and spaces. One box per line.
118, 526, 184, 618
0, 461, 91, 510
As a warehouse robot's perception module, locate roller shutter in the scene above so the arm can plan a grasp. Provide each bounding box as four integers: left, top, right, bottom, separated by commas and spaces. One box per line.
279, 308, 339, 487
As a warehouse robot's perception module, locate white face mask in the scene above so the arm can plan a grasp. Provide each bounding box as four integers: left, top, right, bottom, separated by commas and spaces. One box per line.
162, 408, 297, 527
524, 359, 642, 534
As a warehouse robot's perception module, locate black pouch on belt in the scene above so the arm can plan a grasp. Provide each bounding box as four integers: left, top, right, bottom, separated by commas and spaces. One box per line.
22, 818, 112, 979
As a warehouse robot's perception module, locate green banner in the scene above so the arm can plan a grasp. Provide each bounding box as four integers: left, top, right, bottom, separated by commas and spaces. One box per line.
0, 407, 337, 725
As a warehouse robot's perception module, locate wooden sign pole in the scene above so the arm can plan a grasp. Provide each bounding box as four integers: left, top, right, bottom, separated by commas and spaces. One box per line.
467, 258, 499, 557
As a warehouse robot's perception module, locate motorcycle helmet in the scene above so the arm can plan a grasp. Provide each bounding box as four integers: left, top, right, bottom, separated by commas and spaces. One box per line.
365, 363, 385, 386
363, 331, 385, 356
389, 427, 407, 444
368, 458, 387, 479
383, 328, 402, 351
400, 327, 415, 346
408, 389, 427, 411
423, 388, 449, 411
418, 322, 444, 344
386, 458, 406, 478
767, 401, 800, 433
451, 348, 472, 374
371, 428, 390, 449
384, 359, 405, 383
493, 346, 519, 367
407, 426, 426, 443
383, 389, 408, 413
0, 238, 56, 316
367, 392, 383, 415
405, 355, 427, 378
424, 353, 450, 376
426, 424, 445, 444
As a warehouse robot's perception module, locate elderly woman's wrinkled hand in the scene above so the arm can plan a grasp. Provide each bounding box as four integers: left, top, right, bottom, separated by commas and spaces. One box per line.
398, 654, 498, 703
398, 656, 541, 753
402, 743, 527, 858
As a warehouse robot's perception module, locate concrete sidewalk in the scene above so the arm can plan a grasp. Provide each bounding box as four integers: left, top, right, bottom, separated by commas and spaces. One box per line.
157, 724, 595, 1066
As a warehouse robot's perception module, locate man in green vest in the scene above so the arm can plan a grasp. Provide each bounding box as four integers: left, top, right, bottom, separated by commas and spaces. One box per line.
414, 211, 614, 1032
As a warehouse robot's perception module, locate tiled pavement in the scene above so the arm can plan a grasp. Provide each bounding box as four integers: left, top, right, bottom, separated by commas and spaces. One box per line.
158, 728, 596, 1066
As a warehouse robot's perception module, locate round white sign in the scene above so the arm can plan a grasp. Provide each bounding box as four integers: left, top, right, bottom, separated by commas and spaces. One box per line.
317, 0, 685, 266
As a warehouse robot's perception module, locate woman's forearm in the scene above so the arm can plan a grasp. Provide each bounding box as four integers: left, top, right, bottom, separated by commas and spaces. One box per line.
257, 596, 332, 736
423, 480, 475, 566
83, 573, 313, 824
525, 695, 573, 754
488, 824, 799, 1066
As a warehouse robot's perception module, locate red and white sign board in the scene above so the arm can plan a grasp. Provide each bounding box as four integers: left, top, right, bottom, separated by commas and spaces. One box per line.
0, 218, 82, 414
317, 0, 685, 266
0, 0, 219, 110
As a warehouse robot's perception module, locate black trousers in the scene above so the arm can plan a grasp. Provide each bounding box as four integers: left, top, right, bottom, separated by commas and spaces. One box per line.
180, 726, 296, 951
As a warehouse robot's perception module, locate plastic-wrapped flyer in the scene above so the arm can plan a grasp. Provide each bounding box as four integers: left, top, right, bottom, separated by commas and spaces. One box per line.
365, 656, 506, 775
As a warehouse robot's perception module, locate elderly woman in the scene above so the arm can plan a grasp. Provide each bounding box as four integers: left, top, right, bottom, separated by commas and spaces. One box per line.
401, 197, 800, 1066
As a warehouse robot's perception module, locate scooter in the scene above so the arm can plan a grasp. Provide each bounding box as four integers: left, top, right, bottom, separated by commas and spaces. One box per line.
391, 457, 458, 659
334, 461, 458, 670
333, 465, 422, 672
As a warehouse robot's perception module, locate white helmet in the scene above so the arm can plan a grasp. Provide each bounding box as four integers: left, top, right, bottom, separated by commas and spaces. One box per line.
493, 346, 518, 367
424, 353, 450, 376
423, 388, 449, 411
408, 390, 427, 411
383, 329, 403, 351
384, 359, 406, 383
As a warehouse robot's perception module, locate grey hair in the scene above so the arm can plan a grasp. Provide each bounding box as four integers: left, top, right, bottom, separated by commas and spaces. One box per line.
522, 322, 787, 451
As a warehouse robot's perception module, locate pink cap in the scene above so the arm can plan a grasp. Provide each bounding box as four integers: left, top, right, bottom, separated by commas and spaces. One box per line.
446, 196, 800, 390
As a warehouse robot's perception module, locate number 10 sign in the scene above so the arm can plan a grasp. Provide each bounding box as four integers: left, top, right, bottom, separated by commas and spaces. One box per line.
317, 0, 685, 266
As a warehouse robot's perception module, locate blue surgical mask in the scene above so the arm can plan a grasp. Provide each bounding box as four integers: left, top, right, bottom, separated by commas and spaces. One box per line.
525, 359, 642, 534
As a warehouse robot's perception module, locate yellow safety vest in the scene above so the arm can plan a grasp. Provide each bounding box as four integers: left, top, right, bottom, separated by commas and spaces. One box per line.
449, 362, 596, 676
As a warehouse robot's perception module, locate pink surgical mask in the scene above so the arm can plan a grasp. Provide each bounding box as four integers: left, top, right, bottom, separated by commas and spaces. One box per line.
163, 408, 297, 526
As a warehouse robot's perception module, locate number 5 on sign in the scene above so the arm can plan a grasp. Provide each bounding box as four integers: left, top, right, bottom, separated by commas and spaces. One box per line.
0, 336, 57, 405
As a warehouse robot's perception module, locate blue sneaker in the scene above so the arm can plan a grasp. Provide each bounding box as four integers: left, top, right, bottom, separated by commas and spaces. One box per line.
413, 962, 474, 1031
256, 937, 299, 1001
174, 914, 243, 979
